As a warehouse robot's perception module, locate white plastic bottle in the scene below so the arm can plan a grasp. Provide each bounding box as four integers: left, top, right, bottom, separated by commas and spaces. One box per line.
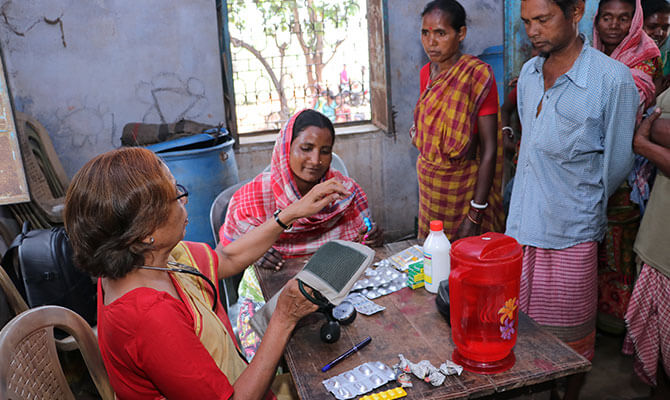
423, 220, 451, 294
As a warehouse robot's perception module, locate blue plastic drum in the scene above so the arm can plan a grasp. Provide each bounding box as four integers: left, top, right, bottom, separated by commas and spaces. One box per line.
478, 45, 504, 105
146, 133, 239, 248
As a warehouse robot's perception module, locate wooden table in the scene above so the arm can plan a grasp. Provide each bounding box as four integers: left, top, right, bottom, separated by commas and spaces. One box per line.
256, 241, 591, 399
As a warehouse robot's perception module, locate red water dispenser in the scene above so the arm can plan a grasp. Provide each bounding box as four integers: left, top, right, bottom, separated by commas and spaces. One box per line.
449, 233, 522, 374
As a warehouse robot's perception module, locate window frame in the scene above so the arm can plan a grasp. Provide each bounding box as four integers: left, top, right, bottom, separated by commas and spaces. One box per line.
216, 0, 394, 145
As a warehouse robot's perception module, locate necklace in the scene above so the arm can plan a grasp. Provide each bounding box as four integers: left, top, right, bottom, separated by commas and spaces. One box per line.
136, 261, 218, 312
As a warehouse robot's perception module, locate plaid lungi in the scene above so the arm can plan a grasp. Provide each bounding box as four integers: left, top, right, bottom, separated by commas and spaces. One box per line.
519, 242, 598, 360
623, 264, 670, 386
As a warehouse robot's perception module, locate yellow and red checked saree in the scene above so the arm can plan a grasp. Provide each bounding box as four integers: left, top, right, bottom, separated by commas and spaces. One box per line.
413, 54, 504, 239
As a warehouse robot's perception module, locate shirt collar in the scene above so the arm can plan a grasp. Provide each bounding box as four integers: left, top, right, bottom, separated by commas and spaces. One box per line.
530, 34, 590, 89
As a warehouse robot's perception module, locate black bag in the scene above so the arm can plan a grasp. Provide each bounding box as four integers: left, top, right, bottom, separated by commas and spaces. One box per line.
0, 222, 97, 326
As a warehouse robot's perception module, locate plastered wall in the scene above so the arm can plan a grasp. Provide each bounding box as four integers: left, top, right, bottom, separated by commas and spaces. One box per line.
0, 0, 225, 176
0, 0, 502, 240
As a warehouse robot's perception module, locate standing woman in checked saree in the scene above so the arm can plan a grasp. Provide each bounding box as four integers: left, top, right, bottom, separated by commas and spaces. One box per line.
413, 0, 504, 240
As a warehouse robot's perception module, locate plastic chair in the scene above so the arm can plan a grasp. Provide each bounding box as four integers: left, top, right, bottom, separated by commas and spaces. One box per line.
262, 152, 349, 177
0, 305, 114, 400
209, 180, 250, 311
0, 266, 29, 317
8, 112, 70, 229
210, 180, 250, 247
0, 265, 96, 352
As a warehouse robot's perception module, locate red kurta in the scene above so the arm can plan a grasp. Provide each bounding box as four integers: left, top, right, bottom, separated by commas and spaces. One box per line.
97, 242, 269, 400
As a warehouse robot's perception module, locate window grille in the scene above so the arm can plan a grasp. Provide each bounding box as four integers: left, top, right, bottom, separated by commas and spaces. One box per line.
226, 0, 372, 134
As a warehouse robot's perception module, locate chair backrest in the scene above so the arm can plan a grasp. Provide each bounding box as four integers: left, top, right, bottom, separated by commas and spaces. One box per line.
0, 265, 29, 317
0, 305, 114, 400
209, 180, 251, 311
262, 152, 349, 177
209, 180, 250, 246
330, 152, 349, 177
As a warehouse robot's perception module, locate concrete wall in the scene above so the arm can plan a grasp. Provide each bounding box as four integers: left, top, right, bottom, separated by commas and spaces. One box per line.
0, 0, 225, 176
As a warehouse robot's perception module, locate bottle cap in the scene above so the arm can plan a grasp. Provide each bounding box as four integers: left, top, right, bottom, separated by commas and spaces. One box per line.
429, 220, 443, 231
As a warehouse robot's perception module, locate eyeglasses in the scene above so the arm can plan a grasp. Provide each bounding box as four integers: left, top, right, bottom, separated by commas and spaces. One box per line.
175, 184, 189, 202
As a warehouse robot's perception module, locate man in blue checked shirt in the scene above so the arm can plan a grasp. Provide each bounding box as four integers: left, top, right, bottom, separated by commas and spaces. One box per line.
507, 0, 638, 397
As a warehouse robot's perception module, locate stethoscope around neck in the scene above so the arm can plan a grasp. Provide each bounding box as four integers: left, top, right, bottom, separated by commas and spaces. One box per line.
135, 261, 218, 312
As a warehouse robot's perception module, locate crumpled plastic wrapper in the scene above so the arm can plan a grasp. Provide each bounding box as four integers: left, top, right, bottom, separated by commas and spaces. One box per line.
395, 354, 462, 387
396, 354, 412, 373
415, 360, 446, 386
396, 372, 413, 388
405, 359, 427, 379
426, 368, 446, 386
439, 360, 464, 376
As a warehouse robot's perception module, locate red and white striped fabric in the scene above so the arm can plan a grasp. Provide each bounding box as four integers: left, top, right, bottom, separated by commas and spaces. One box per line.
623, 264, 670, 386
519, 242, 598, 360
219, 109, 370, 257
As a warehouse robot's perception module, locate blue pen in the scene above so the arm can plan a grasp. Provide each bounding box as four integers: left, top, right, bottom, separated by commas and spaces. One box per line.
321, 336, 372, 372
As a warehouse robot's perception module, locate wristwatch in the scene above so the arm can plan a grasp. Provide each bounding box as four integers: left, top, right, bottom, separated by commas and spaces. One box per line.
273, 209, 292, 230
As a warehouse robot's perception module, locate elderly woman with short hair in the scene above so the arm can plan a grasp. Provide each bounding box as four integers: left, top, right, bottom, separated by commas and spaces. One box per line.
64, 147, 348, 399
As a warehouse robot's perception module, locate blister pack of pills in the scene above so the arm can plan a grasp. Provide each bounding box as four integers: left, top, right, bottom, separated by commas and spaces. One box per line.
345, 293, 385, 316
351, 266, 407, 299
383, 245, 423, 272
322, 361, 396, 399
352, 265, 401, 290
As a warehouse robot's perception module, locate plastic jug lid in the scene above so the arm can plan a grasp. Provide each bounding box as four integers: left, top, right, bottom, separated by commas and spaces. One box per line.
430, 220, 443, 231
450, 232, 522, 261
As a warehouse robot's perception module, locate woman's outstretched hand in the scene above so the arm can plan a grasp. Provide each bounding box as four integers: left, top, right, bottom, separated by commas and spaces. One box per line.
275, 279, 319, 326
254, 247, 284, 271
282, 178, 350, 223
355, 222, 384, 247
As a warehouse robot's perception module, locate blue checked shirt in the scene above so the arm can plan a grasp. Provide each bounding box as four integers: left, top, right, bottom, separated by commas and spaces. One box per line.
506, 37, 638, 249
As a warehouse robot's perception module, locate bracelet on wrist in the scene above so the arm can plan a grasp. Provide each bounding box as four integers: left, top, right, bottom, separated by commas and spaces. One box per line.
502, 126, 514, 139
273, 209, 293, 230
468, 207, 483, 221
466, 213, 481, 225
470, 199, 489, 210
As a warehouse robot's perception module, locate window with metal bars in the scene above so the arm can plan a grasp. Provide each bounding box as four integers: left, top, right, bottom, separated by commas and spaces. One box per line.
216, 0, 393, 140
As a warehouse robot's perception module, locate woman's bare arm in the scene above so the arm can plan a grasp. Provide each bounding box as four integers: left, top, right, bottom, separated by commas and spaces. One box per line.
634, 110, 670, 176
455, 113, 497, 239
231, 280, 318, 399
215, 179, 349, 280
